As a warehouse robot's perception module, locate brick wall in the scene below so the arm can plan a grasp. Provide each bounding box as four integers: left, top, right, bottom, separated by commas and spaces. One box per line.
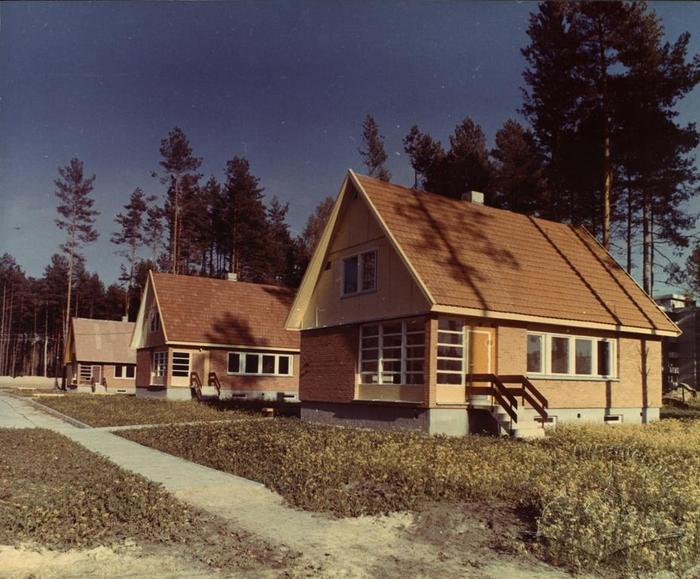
208, 349, 299, 393
496, 324, 662, 409
135, 349, 152, 388
300, 325, 359, 403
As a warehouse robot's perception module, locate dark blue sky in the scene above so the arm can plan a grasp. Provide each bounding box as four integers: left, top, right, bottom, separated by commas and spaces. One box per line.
1, 1, 699, 293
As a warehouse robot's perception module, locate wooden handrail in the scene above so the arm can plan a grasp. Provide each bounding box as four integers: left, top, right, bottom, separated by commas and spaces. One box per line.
521, 376, 548, 409
190, 371, 202, 399
208, 372, 221, 398
468, 373, 549, 422
469, 373, 518, 424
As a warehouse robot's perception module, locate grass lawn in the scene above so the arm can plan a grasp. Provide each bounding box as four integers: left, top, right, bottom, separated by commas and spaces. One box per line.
35, 394, 259, 427
120, 418, 700, 575
0, 428, 292, 573
662, 397, 700, 420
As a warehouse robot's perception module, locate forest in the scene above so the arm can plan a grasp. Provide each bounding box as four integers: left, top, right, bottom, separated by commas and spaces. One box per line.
1, 2, 699, 379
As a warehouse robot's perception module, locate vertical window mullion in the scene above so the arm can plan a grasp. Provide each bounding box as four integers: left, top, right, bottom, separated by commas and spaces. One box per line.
400, 322, 406, 385
378, 325, 384, 385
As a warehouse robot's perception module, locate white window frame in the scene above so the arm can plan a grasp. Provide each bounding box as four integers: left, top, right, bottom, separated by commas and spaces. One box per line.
437, 318, 465, 386
171, 351, 191, 377
226, 351, 294, 377
79, 364, 92, 383
341, 249, 378, 297
114, 364, 135, 379
152, 351, 167, 378
526, 332, 617, 379
359, 319, 425, 386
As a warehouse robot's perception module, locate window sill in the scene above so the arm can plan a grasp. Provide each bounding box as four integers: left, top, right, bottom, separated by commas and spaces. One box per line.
527, 374, 619, 382
340, 288, 377, 299
227, 373, 293, 377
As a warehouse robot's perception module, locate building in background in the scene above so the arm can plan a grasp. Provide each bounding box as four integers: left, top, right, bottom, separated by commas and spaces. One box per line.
63, 318, 136, 393
655, 294, 697, 393
130, 272, 299, 401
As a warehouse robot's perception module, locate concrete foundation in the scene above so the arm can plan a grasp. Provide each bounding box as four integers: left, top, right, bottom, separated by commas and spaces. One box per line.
546, 406, 660, 425
219, 389, 299, 403
136, 386, 192, 401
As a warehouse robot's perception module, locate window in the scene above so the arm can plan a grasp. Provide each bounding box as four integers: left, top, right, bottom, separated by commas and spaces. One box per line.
359, 319, 424, 385
149, 309, 161, 333
171, 352, 190, 377
114, 364, 135, 379
437, 318, 464, 385
342, 250, 377, 296
526, 333, 616, 378
527, 334, 544, 373
227, 352, 293, 376
79, 365, 92, 382
153, 351, 167, 377
551, 337, 569, 374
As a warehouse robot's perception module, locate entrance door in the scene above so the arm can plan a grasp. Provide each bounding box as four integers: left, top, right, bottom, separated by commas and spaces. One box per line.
91, 365, 102, 385
466, 329, 493, 404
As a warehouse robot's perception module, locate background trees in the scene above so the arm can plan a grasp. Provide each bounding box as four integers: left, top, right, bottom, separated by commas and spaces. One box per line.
359, 114, 391, 182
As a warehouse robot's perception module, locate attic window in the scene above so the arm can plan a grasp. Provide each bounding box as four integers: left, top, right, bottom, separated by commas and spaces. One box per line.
149, 309, 160, 333
342, 250, 377, 297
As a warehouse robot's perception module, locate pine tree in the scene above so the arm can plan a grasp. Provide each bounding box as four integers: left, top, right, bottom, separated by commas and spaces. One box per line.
143, 204, 165, 264
265, 196, 294, 285
491, 119, 548, 215
111, 188, 151, 316
54, 158, 99, 344
222, 157, 268, 281
359, 114, 391, 181
156, 127, 202, 274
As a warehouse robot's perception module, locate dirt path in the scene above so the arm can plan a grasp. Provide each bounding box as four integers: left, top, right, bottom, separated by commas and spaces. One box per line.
0, 392, 573, 578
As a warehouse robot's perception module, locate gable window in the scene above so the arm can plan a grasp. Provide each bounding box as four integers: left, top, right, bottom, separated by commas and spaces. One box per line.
227, 352, 293, 376
153, 351, 167, 377
526, 333, 616, 378
114, 364, 135, 379
359, 318, 424, 385
171, 352, 190, 377
149, 309, 161, 333
342, 250, 377, 296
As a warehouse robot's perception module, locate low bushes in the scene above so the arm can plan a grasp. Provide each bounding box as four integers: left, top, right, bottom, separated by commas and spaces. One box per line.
121, 419, 700, 575
37, 394, 255, 427
0, 428, 290, 571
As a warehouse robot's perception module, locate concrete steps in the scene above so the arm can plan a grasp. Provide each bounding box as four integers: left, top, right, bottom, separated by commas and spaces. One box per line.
480, 403, 547, 439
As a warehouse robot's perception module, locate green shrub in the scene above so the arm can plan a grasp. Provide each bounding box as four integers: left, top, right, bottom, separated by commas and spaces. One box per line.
121, 419, 700, 574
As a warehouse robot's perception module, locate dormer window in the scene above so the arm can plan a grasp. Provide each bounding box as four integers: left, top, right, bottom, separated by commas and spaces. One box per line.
342, 250, 377, 296
149, 309, 161, 333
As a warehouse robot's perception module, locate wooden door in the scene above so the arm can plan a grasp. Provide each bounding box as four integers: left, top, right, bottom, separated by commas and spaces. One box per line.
466, 329, 494, 404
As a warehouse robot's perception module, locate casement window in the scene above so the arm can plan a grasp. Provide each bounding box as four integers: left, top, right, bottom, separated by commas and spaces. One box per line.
359, 319, 425, 385
342, 250, 377, 296
152, 351, 167, 377
227, 352, 293, 376
171, 352, 191, 377
149, 309, 161, 333
527, 333, 616, 378
437, 318, 465, 385
114, 364, 135, 379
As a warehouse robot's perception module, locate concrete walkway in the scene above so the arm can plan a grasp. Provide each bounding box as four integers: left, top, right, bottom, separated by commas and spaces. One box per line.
0, 392, 569, 578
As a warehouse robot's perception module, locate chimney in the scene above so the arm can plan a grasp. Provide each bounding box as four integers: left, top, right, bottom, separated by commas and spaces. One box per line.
121, 315, 128, 322
227, 272, 238, 282
461, 191, 484, 205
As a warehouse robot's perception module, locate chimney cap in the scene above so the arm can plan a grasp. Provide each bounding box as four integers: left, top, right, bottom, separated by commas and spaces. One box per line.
461, 191, 484, 204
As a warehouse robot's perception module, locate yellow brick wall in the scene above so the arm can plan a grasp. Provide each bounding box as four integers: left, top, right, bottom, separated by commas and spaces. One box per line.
496, 325, 662, 409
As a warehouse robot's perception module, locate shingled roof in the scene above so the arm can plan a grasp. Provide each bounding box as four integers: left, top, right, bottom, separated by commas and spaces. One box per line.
287, 171, 679, 336
69, 318, 136, 364
148, 273, 299, 350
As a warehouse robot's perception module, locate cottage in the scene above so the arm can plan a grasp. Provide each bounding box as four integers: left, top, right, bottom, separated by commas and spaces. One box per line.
285, 171, 680, 438
64, 318, 136, 393
130, 272, 300, 401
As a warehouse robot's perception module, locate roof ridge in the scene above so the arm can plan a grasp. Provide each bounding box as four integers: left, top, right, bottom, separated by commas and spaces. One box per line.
152, 272, 294, 292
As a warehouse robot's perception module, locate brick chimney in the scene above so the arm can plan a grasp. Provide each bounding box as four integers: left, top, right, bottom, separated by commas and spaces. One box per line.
461, 191, 484, 204
227, 272, 238, 282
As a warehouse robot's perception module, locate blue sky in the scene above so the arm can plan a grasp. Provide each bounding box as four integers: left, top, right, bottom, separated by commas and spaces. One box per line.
1, 1, 699, 293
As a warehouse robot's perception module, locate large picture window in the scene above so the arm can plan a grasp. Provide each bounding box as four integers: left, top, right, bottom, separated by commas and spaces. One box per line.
227, 352, 293, 376
342, 250, 377, 296
359, 319, 424, 385
527, 333, 616, 378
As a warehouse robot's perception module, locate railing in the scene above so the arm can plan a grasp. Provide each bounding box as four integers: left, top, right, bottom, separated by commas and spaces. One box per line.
208, 372, 222, 398
190, 371, 203, 399
468, 373, 548, 422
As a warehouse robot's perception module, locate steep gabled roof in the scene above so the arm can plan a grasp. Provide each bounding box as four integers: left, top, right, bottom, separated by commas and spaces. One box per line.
68, 318, 136, 364
135, 272, 299, 350
286, 171, 679, 337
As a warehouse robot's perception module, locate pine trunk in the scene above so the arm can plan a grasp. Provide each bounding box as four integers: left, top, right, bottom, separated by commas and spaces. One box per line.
642, 190, 651, 294
626, 178, 633, 274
